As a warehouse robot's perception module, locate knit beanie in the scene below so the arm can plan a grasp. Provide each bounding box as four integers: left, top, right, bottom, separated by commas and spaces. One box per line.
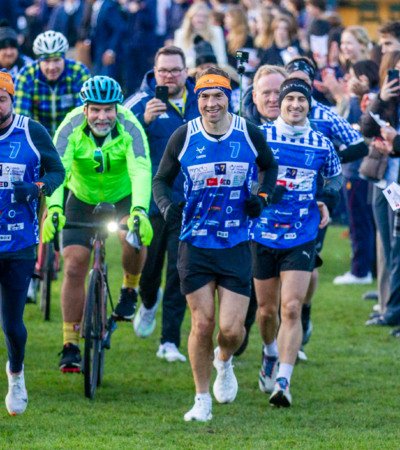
278, 78, 311, 109
0, 20, 18, 50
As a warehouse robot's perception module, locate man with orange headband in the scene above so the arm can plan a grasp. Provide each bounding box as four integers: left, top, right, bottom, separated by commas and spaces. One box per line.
0, 71, 64, 415
153, 67, 278, 422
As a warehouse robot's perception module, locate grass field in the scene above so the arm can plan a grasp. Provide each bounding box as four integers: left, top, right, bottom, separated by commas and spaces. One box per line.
1, 225, 400, 449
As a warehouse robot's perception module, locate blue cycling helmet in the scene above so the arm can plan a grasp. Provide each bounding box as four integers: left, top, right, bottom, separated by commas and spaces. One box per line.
80, 76, 124, 105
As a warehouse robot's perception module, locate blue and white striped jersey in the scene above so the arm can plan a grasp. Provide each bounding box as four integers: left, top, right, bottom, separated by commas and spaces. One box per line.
251, 116, 342, 249
309, 98, 363, 147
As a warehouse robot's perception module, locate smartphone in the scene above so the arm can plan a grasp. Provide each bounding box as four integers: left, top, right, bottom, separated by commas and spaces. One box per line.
155, 85, 169, 104
387, 69, 400, 88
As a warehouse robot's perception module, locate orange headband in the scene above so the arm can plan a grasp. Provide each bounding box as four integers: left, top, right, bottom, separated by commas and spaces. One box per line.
0, 71, 14, 96
194, 74, 231, 92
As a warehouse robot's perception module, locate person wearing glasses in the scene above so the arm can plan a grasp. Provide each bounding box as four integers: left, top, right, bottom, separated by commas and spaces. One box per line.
124, 46, 199, 363
42, 76, 153, 373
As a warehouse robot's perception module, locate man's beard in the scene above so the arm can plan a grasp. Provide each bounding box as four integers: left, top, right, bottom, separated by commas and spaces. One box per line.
90, 120, 114, 137
0, 110, 12, 126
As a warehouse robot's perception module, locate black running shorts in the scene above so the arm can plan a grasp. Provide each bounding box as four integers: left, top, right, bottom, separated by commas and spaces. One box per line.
177, 241, 252, 296
251, 240, 316, 280
62, 193, 131, 249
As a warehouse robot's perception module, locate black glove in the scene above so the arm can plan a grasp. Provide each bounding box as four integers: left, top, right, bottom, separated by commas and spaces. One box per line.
270, 185, 287, 204
244, 194, 267, 218
12, 181, 39, 203
318, 188, 340, 213
163, 202, 183, 225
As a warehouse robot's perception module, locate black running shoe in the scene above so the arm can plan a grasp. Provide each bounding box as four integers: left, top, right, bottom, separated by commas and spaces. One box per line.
112, 288, 137, 320
59, 343, 81, 373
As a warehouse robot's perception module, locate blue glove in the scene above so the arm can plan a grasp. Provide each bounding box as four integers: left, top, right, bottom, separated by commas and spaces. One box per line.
12, 181, 40, 203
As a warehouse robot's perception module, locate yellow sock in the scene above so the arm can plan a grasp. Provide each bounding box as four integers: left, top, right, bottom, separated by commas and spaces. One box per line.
63, 322, 80, 346
123, 273, 141, 290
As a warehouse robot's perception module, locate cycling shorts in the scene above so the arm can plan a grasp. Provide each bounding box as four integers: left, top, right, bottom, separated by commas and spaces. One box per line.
62, 193, 131, 249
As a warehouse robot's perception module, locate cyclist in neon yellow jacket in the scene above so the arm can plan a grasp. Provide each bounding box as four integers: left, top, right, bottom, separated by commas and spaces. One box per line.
43, 76, 153, 372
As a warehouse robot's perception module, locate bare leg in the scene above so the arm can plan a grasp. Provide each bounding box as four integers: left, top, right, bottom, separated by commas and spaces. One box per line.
278, 271, 311, 365
254, 277, 280, 345
61, 245, 90, 322
304, 268, 318, 306
186, 282, 216, 393
216, 286, 249, 361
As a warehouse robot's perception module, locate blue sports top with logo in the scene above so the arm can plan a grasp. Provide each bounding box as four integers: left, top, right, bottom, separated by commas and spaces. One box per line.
153, 114, 278, 249
0, 115, 42, 252
251, 116, 342, 249
0, 115, 64, 256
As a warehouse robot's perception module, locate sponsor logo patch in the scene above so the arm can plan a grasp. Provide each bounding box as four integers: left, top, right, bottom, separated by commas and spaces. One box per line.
214, 163, 226, 175
261, 232, 277, 240
206, 177, 218, 186
192, 229, 207, 236
225, 220, 240, 228
299, 208, 308, 217
7, 223, 24, 231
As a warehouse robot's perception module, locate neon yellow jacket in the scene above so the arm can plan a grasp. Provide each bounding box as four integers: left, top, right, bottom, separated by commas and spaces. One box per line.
46, 104, 151, 212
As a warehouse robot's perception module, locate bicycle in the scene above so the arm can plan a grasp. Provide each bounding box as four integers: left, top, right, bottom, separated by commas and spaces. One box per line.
55, 202, 141, 399
34, 214, 61, 320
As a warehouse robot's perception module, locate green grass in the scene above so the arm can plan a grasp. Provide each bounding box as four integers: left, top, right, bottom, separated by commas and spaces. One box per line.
1, 226, 400, 449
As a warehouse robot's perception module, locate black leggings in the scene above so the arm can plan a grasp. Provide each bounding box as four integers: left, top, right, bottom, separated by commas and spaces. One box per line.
0, 259, 35, 373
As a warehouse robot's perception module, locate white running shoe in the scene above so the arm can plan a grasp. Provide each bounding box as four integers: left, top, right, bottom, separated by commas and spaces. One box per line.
156, 342, 187, 362
333, 272, 372, 285
26, 279, 36, 303
184, 394, 212, 422
213, 347, 238, 404
259, 351, 278, 394
269, 377, 292, 407
5, 362, 28, 416
133, 288, 162, 338
297, 348, 308, 361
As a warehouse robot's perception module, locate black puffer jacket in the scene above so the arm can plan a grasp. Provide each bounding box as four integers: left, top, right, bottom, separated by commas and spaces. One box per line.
360, 94, 399, 138
242, 85, 263, 125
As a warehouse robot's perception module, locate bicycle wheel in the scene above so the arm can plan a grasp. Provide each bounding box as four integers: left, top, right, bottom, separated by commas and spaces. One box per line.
97, 265, 108, 387
84, 269, 102, 399
40, 243, 54, 321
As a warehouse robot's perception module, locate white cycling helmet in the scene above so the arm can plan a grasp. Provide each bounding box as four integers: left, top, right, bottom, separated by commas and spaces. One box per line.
33, 31, 69, 57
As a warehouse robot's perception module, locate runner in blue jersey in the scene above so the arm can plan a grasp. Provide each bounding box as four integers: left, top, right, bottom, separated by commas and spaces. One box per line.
0, 72, 64, 415
285, 56, 369, 360
251, 78, 342, 407
153, 67, 278, 422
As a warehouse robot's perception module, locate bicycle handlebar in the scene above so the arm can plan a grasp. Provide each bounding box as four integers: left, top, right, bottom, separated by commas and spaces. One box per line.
63, 221, 128, 230
52, 213, 60, 252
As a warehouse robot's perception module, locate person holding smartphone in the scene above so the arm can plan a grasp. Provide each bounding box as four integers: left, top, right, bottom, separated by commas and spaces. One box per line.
360, 50, 400, 327
124, 46, 199, 363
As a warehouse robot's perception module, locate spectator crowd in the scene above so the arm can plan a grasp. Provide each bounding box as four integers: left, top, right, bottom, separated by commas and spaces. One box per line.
2, 0, 400, 420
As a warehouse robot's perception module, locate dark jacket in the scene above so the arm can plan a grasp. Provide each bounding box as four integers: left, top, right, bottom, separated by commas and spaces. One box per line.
360, 94, 399, 138
89, 0, 124, 68
48, 1, 85, 47
242, 85, 263, 125
259, 40, 304, 67
125, 71, 200, 215
122, 0, 156, 50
